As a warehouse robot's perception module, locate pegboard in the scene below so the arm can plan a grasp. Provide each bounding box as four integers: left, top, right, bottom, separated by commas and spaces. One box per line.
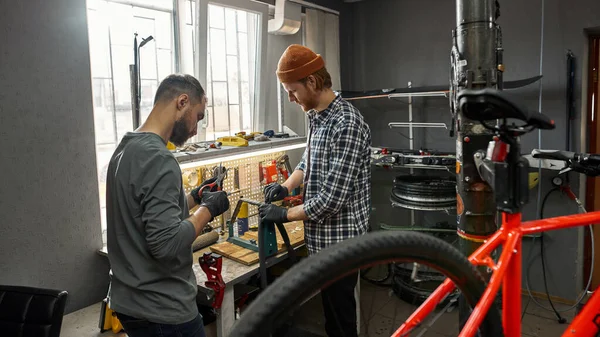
180, 151, 288, 231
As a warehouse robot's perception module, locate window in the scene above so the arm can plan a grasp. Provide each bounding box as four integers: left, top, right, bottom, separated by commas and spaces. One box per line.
183, 0, 266, 142
204, 4, 259, 140
87, 0, 268, 242
86, 0, 176, 241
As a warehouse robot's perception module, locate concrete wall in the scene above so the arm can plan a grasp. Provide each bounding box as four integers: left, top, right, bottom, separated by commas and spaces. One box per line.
0, 0, 109, 313
345, 0, 600, 300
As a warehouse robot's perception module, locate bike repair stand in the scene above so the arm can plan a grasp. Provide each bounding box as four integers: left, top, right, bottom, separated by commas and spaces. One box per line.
226, 198, 297, 289
199, 252, 226, 310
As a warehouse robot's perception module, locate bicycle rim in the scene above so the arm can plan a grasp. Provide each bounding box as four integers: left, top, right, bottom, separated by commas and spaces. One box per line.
229, 231, 503, 337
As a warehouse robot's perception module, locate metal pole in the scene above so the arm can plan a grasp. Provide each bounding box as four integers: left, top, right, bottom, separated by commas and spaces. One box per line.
130, 34, 141, 129
451, 0, 502, 325
408, 81, 415, 227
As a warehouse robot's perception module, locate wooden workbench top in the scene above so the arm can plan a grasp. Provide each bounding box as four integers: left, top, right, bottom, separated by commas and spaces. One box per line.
193, 221, 305, 286
98, 221, 305, 287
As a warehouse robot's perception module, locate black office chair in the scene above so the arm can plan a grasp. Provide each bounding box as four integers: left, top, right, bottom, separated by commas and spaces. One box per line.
0, 285, 68, 337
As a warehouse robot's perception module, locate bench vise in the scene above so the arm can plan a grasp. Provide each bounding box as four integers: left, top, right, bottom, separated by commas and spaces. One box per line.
199, 252, 225, 309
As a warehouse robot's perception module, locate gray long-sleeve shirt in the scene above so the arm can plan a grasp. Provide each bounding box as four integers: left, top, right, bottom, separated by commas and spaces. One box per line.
106, 132, 198, 324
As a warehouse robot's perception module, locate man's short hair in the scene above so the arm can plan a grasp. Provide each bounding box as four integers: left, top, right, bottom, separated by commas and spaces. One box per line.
153, 74, 205, 105
299, 67, 332, 91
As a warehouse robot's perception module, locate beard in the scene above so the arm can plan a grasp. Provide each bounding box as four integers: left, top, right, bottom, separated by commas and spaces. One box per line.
298, 89, 320, 112
169, 117, 191, 147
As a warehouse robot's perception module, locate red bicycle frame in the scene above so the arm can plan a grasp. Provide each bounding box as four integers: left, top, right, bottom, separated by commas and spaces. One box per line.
393, 196, 600, 337
394, 136, 600, 336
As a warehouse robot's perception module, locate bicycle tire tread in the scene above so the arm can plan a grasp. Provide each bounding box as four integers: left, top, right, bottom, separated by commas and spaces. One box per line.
229, 231, 503, 337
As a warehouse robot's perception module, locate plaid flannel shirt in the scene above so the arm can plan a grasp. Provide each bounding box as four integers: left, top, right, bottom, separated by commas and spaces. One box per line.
296, 95, 372, 254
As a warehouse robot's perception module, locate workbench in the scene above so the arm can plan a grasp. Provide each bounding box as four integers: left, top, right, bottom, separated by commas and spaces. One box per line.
97, 138, 309, 336
98, 225, 305, 337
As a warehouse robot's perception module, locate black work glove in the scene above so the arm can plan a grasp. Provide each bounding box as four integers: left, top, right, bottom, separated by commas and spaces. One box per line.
191, 177, 217, 205
199, 191, 230, 219
259, 204, 289, 223
264, 183, 288, 202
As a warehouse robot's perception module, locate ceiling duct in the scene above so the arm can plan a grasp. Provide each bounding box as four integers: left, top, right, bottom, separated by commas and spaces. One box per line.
268, 0, 302, 35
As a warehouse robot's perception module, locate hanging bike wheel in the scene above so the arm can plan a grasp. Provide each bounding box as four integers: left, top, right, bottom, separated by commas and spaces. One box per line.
228, 231, 503, 337
390, 175, 457, 211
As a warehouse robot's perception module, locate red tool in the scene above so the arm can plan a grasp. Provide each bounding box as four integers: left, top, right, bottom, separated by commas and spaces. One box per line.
283, 195, 303, 207
199, 252, 225, 309
198, 164, 227, 196
262, 160, 278, 184
276, 154, 292, 180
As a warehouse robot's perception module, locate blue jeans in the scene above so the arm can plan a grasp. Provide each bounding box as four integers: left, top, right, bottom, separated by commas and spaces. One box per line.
117, 312, 206, 337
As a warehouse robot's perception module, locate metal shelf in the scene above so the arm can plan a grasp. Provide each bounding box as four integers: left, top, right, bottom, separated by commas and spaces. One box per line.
388, 91, 448, 98
373, 162, 454, 172
389, 122, 448, 129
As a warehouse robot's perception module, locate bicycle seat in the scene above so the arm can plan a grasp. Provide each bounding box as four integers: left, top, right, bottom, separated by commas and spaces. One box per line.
457, 88, 555, 130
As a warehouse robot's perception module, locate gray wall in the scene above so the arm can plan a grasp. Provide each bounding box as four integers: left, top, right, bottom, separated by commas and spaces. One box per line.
263, 0, 353, 167
345, 0, 600, 300
0, 0, 110, 313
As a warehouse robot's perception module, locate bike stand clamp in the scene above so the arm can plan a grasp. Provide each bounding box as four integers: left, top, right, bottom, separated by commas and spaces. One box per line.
226, 198, 297, 289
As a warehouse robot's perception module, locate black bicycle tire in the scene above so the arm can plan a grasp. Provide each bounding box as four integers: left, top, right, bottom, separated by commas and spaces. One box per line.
393, 183, 455, 192
393, 183, 456, 193
392, 274, 457, 309
393, 187, 456, 196
391, 200, 457, 212
390, 195, 456, 208
228, 231, 503, 337
394, 175, 456, 187
391, 191, 456, 203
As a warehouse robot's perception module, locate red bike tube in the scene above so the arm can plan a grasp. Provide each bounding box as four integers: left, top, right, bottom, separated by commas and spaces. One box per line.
520, 211, 600, 235
459, 230, 520, 337
468, 230, 504, 266
502, 213, 523, 337
392, 278, 456, 336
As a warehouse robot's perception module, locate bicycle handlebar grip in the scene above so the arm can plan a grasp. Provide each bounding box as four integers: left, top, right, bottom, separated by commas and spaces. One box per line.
586, 154, 600, 165
531, 149, 575, 161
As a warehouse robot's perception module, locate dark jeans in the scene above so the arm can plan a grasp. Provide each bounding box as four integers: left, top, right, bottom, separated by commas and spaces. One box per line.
321, 272, 359, 337
117, 312, 206, 337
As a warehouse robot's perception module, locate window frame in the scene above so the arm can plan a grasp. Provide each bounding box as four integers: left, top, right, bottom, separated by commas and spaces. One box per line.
87, 0, 270, 243
195, 0, 269, 140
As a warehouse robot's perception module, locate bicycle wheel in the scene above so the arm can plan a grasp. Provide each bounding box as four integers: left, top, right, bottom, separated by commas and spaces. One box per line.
229, 231, 503, 337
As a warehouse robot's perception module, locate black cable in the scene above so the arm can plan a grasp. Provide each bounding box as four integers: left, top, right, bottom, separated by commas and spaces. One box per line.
521, 296, 531, 321
539, 187, 568, 323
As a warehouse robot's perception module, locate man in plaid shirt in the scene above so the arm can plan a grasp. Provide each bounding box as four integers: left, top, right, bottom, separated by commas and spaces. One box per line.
259, 44, 371, 337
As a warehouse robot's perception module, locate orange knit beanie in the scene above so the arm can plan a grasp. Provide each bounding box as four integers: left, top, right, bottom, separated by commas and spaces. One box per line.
276, 44, 325, 83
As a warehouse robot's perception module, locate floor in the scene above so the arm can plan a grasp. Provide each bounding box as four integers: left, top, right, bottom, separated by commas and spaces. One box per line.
61, 280, 578, 337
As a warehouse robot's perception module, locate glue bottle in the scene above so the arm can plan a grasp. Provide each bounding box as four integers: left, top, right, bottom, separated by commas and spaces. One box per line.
237, 200, 249, 236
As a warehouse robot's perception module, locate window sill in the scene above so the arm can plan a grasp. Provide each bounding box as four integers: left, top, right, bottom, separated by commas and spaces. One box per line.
174, 136, 307, 167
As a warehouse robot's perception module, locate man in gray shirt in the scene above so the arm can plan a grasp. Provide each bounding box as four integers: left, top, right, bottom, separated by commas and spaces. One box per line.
106, 74, 229, 337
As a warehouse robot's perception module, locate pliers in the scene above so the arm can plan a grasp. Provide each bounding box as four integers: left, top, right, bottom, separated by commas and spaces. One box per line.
198, 163, 227, 196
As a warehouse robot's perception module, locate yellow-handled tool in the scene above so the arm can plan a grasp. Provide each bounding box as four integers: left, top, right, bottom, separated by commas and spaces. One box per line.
217, 136, 249, 147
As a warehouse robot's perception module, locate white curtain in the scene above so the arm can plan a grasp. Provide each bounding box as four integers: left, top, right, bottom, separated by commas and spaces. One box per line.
304, 8, 341, 91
